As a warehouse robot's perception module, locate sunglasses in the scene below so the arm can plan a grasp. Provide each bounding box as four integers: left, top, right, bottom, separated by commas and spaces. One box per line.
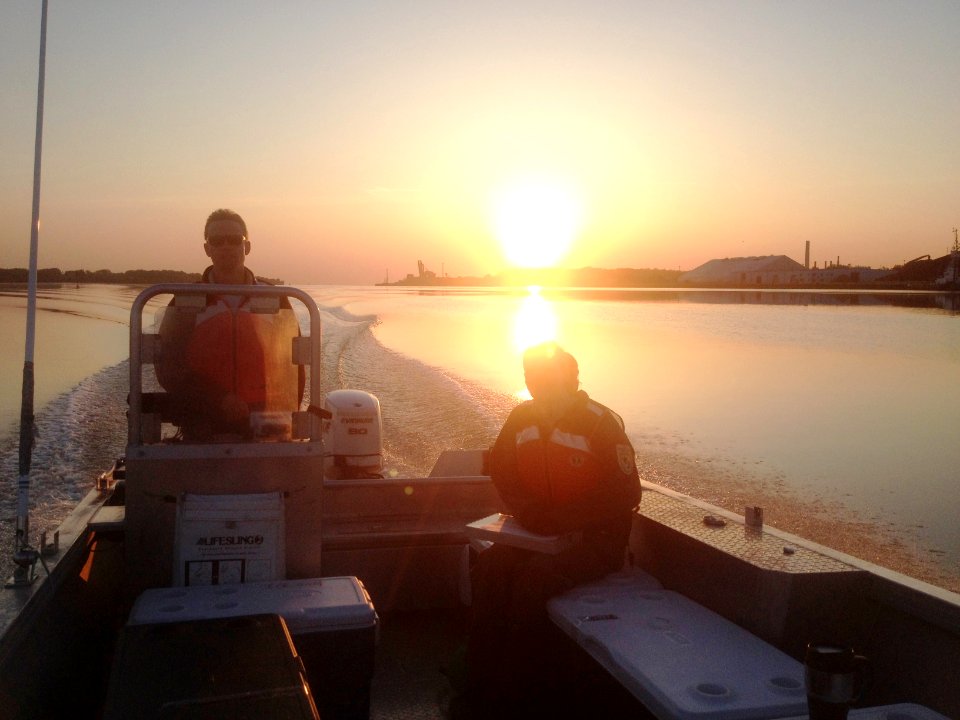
206, 234, 246, 248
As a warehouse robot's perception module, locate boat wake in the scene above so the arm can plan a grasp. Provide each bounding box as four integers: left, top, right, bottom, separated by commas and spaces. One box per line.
310, 300, 513, 477
0, 360, 128, 580
0, 302, 514, 579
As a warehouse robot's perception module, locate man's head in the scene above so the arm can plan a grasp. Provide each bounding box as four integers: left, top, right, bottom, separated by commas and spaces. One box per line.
203, 208, 250, 281
522, 342, 579, 401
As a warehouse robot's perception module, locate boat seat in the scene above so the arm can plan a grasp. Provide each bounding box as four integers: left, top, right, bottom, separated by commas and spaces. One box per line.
547, 568, 809, 720
777, 703, 950, 720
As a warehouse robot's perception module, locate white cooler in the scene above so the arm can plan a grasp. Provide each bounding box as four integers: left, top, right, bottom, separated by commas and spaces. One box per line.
548, 586, 807, 720
129, 576, 378, 719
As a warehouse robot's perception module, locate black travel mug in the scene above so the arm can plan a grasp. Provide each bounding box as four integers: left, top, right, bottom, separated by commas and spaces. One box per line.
804, 643, 869, 720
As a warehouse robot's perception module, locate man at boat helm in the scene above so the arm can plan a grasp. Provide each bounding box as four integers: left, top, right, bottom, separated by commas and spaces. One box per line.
199, 208, 255, 285
155, 209, 301, 440
459, 342, 641, 716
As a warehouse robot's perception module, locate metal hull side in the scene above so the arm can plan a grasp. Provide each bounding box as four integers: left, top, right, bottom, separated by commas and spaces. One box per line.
0, 518, 123, 719
630, 485, 960, 718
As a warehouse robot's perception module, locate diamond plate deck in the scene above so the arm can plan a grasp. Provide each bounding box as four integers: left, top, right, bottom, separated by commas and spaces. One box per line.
638, 489, 857, 574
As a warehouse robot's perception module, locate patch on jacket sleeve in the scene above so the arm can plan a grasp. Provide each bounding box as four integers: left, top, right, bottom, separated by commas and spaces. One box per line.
616, 444, 636, 475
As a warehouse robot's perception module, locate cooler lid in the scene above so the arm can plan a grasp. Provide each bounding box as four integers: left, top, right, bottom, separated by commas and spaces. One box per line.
129, 576, 377, 634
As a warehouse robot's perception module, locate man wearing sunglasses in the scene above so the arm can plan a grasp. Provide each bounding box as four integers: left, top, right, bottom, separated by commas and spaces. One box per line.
201, 208, 255, 285
155, 209, 301, 440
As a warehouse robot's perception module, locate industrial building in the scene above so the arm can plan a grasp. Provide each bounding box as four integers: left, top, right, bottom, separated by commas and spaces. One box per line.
678, 255, 806, 286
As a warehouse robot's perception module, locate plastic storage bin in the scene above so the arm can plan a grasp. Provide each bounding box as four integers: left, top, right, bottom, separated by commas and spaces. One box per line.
103, 613, 319, 719
129, 576, 378, 719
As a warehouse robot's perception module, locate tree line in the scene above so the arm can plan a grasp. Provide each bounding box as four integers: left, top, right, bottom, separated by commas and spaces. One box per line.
0, 268, 202, 284
0, 268, 284, 285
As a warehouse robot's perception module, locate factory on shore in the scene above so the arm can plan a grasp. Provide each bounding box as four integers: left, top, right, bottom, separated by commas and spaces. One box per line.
678, 240, 959, 287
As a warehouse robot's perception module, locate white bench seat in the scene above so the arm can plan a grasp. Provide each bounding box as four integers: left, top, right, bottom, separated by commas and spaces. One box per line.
548, 569, 807, 720
777, 703, 950, 720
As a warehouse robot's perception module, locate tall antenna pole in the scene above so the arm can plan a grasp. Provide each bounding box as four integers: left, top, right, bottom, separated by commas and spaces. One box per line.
9, 0, 49, 587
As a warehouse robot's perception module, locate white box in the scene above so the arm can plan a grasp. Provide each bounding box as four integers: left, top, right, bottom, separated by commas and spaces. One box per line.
174, 492, 285, 586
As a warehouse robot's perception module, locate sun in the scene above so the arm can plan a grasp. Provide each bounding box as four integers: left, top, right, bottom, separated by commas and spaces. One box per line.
490, 175, 584, 268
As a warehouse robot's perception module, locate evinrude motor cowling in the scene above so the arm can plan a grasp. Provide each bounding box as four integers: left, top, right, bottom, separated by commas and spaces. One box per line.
322, 389, 383, 479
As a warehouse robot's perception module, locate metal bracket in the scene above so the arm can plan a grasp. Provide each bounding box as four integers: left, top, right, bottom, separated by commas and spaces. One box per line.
292, 336, 312, 366
40, 530, 59, 557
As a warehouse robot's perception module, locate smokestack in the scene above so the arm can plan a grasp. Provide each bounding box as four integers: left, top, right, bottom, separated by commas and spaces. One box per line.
805, 241, 810, 269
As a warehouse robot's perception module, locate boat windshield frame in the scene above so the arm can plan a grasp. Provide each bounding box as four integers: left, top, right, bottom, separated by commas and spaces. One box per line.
127, 283, 322, 446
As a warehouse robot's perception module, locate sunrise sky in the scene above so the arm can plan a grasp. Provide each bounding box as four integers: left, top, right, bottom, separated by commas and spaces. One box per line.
1, 2, 958, 285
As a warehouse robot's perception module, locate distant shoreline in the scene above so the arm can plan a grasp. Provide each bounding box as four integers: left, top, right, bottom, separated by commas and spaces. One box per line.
0, 268, 284, 286
378, 278, 958, 292
0, 268, 202, 285
1, 266, 955, 292
376, 263, 959, 291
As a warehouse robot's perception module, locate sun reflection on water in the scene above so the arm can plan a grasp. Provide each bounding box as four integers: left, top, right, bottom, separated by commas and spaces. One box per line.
510, 286, 559, 400
512, 286, 557, 352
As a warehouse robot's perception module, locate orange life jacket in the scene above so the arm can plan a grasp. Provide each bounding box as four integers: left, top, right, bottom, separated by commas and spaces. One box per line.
185, 301, 268, 406
514, 420, 610, 505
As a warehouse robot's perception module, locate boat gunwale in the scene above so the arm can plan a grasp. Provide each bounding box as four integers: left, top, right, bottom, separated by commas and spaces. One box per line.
0, 485, 110, 653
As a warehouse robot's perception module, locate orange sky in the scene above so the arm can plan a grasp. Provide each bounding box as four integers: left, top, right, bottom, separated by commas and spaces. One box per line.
1, 2, 958, 285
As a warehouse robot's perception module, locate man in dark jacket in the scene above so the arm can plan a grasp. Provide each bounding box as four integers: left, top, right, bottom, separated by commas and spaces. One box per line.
461, 341, 640, 715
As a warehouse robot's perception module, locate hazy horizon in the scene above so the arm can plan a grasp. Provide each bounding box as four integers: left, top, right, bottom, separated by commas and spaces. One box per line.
0, 249, 919, 284
2, 2, 958, 285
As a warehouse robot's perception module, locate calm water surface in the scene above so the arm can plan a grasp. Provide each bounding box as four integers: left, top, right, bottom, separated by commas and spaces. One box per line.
330, 286, 960, 575
0, 286, 143, 434
1, 284, 957, 586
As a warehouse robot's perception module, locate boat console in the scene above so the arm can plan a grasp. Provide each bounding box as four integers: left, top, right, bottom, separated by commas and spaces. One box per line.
123, 284, 498, 610
123, 284, 328, 595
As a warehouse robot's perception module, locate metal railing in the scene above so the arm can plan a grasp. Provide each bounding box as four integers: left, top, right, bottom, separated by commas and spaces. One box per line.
127, 284, 323, 446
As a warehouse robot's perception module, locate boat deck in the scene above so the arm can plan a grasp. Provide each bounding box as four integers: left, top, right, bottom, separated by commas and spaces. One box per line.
370, 609, 653, 720
371, 610, 462, 720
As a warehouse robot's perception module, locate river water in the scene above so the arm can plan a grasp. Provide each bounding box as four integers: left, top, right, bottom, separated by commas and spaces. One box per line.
1, 284, 957, 591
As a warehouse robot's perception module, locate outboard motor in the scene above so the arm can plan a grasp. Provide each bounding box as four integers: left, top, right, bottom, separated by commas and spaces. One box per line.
322, 389, 384, 479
